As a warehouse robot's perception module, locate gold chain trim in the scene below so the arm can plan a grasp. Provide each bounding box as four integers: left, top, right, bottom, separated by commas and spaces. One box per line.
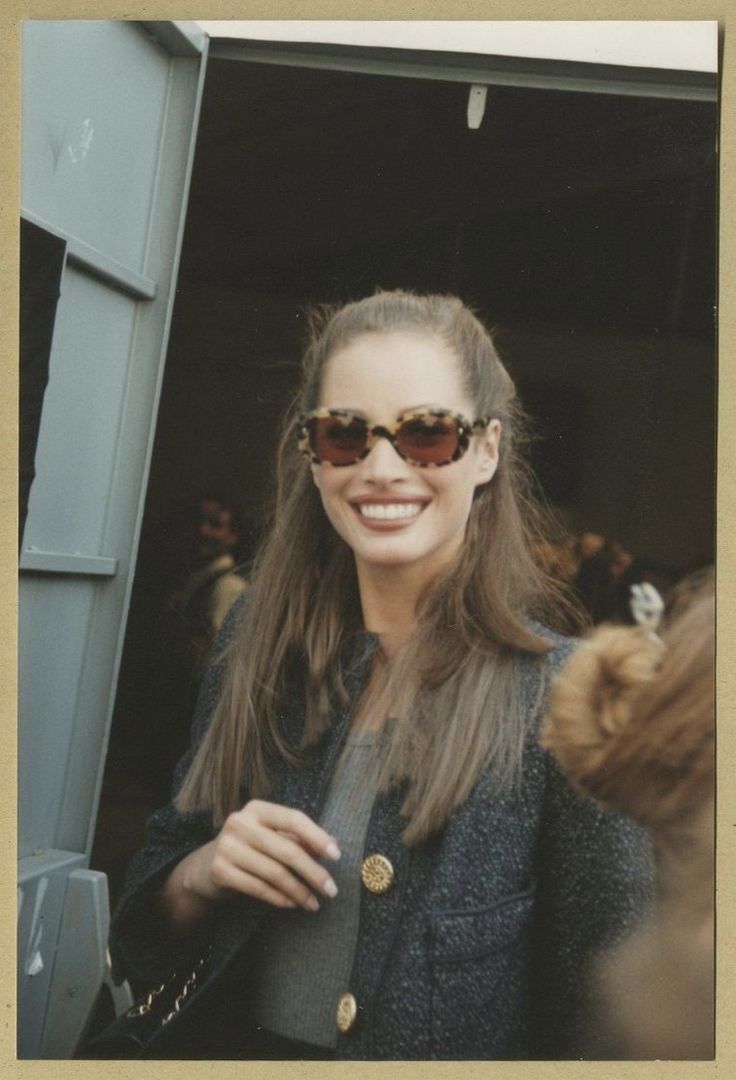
124, 950, 211, 1025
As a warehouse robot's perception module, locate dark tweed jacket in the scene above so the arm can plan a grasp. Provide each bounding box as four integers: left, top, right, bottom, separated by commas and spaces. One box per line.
109, 601, 653, 1060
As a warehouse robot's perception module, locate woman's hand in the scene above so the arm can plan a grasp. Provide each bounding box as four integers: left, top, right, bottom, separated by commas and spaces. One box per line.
160, 800, 341, 933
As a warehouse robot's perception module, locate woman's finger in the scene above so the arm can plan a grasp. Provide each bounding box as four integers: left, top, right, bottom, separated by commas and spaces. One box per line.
238, 846, 324, 911
249, 827, 339, 900
219, 819, 337, 902
213, 840, 320, 911
210, 858, 299, 910
246, 800, 341, 861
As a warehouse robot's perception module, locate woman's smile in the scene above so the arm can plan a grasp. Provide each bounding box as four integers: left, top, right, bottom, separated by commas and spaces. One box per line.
350, 497, 429, 527
310, 330, 500, 582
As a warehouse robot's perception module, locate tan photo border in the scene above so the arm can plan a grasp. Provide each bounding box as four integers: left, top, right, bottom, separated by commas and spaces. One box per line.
1, 2, 731, 1077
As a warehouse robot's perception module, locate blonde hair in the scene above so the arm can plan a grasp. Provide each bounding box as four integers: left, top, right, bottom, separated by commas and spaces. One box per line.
542, 581, 714, 832
176, 290, 579, 844
542, 575, 715, 1057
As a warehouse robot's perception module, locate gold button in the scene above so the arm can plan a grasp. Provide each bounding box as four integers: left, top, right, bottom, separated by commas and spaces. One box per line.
336, 992, 357, 1033
361, 853, 394, 894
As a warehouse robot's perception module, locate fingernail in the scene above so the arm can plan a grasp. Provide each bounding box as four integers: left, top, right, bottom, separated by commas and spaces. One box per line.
324, 879, 338, 898
325, 841, 341, 860
283, 900, 297, 908
306, 896, 320, 912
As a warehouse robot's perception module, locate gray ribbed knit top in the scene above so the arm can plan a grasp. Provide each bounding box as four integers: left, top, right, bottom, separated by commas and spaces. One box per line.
250, 728, 381, 1048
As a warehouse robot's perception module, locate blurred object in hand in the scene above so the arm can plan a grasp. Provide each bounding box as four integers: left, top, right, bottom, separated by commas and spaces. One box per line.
629, 582, 665, 639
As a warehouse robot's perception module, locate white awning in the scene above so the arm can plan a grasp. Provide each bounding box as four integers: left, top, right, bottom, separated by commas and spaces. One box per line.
196, 21, 718, 75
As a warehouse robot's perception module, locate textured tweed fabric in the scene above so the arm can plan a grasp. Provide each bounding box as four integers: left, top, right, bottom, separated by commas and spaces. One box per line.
109, 598, 653, 1060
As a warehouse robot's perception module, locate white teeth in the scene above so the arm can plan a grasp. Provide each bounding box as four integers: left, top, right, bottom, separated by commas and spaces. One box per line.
358, 503, 423, 521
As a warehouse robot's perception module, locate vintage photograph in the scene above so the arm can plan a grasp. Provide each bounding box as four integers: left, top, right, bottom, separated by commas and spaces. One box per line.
18, 19, 717, 1060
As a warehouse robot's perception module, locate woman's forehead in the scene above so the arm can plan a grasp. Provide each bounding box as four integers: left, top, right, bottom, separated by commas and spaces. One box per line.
319, 330, 469, 411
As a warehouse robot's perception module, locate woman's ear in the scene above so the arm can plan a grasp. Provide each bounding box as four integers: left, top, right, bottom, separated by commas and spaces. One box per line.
310, 463, 321, 490
475, 419, 502, 488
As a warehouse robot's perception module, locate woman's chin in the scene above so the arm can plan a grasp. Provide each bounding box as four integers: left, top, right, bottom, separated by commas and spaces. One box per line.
352, 535, 461, 579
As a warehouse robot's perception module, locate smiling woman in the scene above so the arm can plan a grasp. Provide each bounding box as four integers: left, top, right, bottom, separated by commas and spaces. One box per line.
101, 290, 653, 1061
309, 331, 500, 592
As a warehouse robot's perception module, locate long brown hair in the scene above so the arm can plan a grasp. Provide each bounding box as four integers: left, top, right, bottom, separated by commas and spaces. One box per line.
176, 290, 578, 843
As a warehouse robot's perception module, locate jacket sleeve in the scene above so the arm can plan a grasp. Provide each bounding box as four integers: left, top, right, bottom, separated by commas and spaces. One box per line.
108, 596, 247, 989
529, 743, 655, 1059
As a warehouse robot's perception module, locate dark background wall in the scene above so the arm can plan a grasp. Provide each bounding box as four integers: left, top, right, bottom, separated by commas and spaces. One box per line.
144, 58, 716, 572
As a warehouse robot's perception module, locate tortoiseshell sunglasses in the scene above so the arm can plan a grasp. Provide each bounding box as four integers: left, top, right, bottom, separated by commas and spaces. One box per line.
298, 406, 491, 468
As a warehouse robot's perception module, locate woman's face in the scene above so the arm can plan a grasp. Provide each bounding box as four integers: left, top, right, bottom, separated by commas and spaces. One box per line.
311, 330, 501, 583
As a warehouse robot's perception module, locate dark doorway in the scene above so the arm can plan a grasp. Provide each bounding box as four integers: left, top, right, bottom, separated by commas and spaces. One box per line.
19, 219, 66, 549
91, 53, 717, 902
154, 59, 716, 562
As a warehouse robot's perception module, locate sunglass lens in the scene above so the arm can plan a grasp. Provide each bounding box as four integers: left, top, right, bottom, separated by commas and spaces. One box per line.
397, 414, 459, 464
309, 415, 367, 464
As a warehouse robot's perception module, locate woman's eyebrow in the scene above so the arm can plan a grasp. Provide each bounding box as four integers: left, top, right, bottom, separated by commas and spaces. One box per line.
399, 403, 467, 417
327, 407, 369, 418
319, 403, 455, 419
347, 406, 428, 423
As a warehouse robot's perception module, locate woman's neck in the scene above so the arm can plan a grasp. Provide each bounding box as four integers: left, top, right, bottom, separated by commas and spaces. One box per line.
356, 562, 430, 657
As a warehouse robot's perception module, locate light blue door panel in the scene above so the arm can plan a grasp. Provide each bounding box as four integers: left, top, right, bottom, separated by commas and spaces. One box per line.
22, 21, 173, 273
23, 267, 135, 555
19, 20, 208, 1056
19, 578, 98, 859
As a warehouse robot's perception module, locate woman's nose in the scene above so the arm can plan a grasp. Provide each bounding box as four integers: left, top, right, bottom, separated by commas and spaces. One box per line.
359, 433, 410, 483
361, 437, 406, 480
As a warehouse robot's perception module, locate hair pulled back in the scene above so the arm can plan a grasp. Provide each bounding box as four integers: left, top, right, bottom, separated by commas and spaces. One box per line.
176, 290, 576, 843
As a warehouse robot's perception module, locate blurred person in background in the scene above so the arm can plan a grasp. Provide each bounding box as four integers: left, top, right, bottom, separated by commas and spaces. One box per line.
570, 534, 634, 624
93, 495, 255, 900
566, 531, 678, 627
149, 494, 252, 798
165, 495, 249, 677
542, 572, 714, 1058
